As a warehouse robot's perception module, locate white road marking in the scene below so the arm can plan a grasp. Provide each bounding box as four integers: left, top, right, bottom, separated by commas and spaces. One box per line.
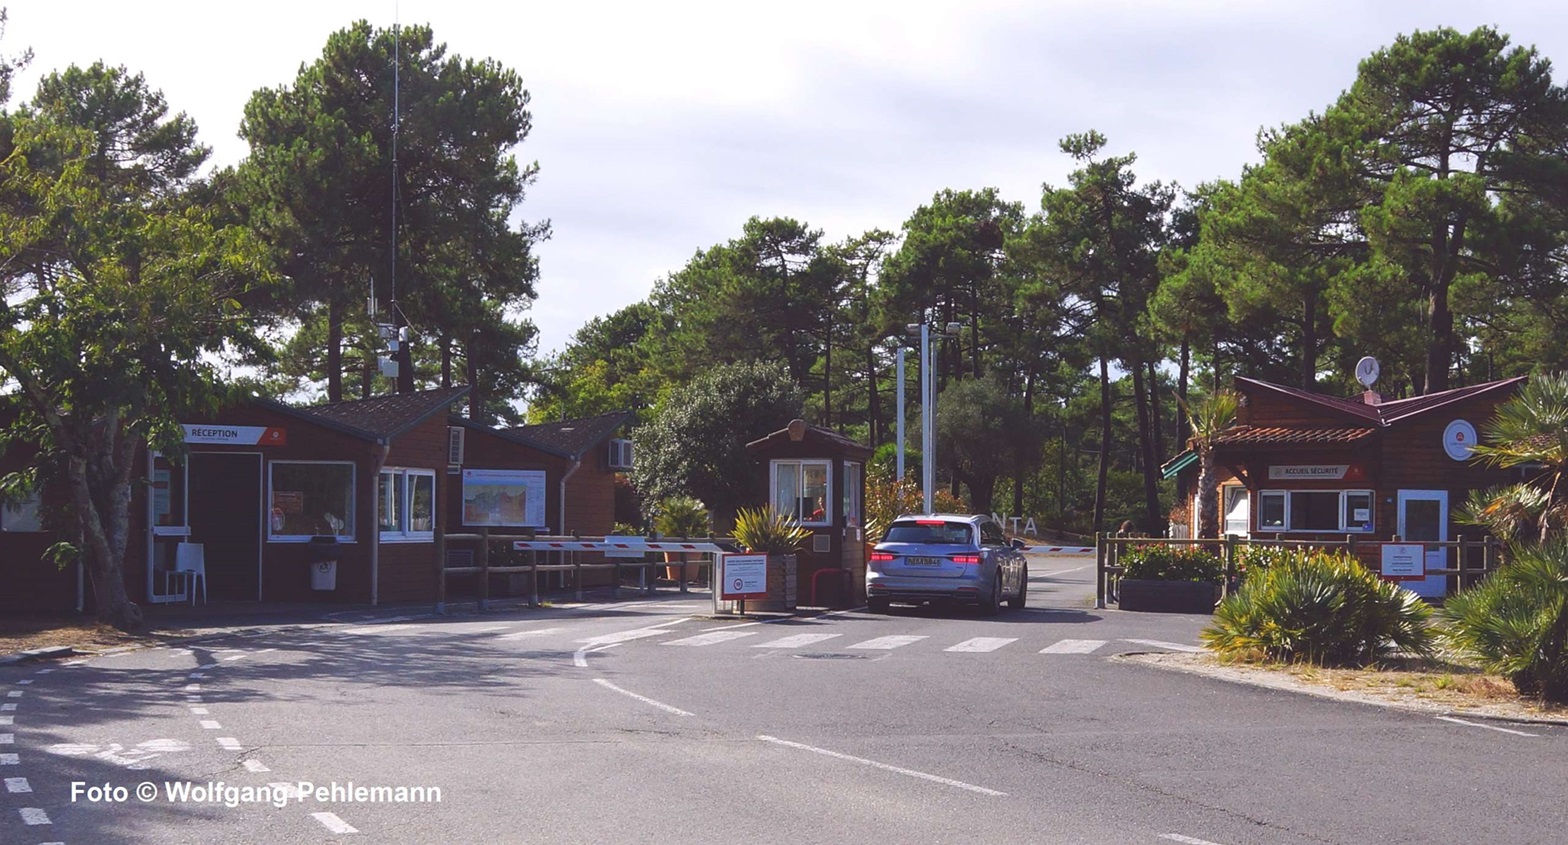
1161, 835, 1227, 845
662, 630, 760, 647
1436, 716, 1539, 737
847, 635, 928, 650
572, 643, 620, 668
185, 696, 203, 703
184, 684, 201, 692
593, 679, 694, 716
945, 637, 1017, 653
465, 625, 512, 634
16, 680, 31, 685
221, 655, 246, 661
190, 707, 209, 715
254, 648, 277, 655
753, 633, 842, 649
497, 627, 564, 641
188, 673, 206, 679
33, 669, 54, 675
20, 807, 51, 825
0, 753, 18, 764
243, 759, 270, 773
6, 691, 21, 697
757, 735, 1006, 796
0, 716, 12, 726
5, 776, 30, 792
217, 737, 242, 750
2, 703, 17, 711
312, 811, 359, 834
1040, 639, 1107, 654
0, 734, 12, 744
578, 618, 693, 646
343, 624, 415, 635
200, 720, 222, 730
61, 660, 87, 666
1124, 639, 1204, 654
45, 744, 96, 756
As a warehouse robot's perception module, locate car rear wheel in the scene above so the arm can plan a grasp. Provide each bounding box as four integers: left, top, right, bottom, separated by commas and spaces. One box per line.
867, 596, 891, 613
977, 578, 1000, 616
1007, 566, 1028, 609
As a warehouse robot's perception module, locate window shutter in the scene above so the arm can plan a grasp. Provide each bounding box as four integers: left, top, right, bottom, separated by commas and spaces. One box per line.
448, 426, 465, 466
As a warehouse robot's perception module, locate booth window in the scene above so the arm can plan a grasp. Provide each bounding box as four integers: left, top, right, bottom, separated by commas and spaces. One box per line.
841, 462, 862, 526
1222, 486, 1249, 536
380, 468, 436, 542
1259, 489, 1375, 533
772, 460, 831, 525
1, 489, 43, 532
269, 462, 355, 541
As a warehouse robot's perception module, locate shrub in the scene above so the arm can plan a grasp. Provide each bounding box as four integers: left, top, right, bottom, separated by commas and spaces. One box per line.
863, 466, 967, 543
1441, 540, 1568, 702
1202, 549, 1435, 666
1236, 544, 1297, 573
653, 496, 709, 538
732, 507, 811, 554
1120, 545, 1222, 582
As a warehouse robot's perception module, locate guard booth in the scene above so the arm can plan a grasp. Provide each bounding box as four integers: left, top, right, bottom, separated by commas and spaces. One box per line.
746, 419, 871, 608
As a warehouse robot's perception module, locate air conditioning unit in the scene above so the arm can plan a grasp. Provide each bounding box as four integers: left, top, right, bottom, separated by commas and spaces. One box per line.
607, 438, 633, 470
448, 426, 465, 467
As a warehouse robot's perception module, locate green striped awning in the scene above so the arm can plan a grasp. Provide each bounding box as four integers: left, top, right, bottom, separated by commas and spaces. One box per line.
1160, 449, 1197, 480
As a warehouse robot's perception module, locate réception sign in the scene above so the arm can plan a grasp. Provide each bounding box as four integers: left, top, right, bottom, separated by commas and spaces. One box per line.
182, 425, 287, 446
719, 554, 768, 601
1268, 464, 1349, 481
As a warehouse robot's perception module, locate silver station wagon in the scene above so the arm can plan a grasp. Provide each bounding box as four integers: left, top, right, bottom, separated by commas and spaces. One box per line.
865, 513, 1028, 614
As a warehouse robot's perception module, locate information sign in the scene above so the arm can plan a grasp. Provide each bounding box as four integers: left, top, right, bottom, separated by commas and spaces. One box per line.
719, 554, 768, 600
1381, 543, 1426, 581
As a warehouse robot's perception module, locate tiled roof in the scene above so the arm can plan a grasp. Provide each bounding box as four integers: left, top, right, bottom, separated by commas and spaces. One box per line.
449, 415, 574, 459
283, 386, 471, 442
1236, 376, 1526, 427
508, 410, 632, 460
1215, 426, 1378, 446
746, 420, 874, 459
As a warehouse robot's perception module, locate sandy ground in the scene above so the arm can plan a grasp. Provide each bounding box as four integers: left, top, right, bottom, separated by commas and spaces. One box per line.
1122, 651, 1568, 724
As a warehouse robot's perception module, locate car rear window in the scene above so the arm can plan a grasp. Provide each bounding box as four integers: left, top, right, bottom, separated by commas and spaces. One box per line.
882, 521, 975, 545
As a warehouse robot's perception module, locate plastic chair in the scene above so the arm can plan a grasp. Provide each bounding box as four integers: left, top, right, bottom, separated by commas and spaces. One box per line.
175, 542, 207, 605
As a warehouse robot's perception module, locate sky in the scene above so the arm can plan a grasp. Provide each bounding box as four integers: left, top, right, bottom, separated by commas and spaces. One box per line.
4, 1, 1566, 361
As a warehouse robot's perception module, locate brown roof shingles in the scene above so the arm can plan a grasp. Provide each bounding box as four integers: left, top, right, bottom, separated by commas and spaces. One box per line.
508, 410, 632, 460
288, 386, 472, 442
1215, 426, 1377, 446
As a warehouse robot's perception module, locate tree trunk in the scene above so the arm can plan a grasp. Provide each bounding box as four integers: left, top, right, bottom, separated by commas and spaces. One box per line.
1196, 448, 1219, 540
1132, 359, 1161, 534
466, 340, 481, 421
1094, 355, 1111, 535
866, 344, 880, 446
1177, 337, 1191, 446
326, 298, 344, 402
823, 312, 832, 428
67, 428, 142, 630
1425, 279, 1453, 395
1301, 286, 1318, 390
440, 335, 452, 389
1148, 359, 1165, 466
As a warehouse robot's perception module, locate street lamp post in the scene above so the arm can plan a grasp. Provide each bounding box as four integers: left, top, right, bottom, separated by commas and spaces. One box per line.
905, 319, 963, 513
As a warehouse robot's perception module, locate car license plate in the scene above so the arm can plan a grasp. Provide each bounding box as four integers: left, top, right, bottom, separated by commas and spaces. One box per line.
908, 556, 940, 566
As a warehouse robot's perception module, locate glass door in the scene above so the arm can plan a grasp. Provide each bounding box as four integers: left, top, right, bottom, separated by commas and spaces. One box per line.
146, 452, 191, 603
1397, 490, 1448, 599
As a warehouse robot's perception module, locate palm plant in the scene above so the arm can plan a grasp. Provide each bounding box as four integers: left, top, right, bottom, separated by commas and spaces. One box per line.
1468, 373, 1568, 543
1177, 390, 1240, 540
1442, 539, 1568, 702
732, 507, 811, 555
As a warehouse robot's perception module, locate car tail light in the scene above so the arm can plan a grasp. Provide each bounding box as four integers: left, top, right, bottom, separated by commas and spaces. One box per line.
869, 552, 895, 562
950, 554, 980, 565
915, 519, 945, 525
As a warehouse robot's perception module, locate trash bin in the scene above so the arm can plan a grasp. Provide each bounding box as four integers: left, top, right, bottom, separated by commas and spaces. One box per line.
308, 535, 340, 591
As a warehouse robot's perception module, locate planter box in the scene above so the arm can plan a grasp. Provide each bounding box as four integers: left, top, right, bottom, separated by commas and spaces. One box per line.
1118, 578, 1221, 614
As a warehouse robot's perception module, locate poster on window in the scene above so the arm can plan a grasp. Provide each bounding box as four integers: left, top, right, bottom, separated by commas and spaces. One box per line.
462, 469, 546, 527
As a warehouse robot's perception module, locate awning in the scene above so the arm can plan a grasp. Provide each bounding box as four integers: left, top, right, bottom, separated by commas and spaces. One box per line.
1160, 449, 1197, 480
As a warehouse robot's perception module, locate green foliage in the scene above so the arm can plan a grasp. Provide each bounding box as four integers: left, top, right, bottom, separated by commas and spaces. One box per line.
863, 465, 968, 543
1236, 544, 1298, 574
1120, 545, 1223, 582
652, 495, 709, 539
731, 507, 811, 554
935, 376, 1037, 515
630, 361, 803, 524
1202, 550, 1435, 666
1464, 373, 1568, 543
1441, 540, 1568, 701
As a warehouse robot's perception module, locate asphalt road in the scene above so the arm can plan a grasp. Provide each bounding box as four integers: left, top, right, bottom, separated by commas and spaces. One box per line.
4, 553, 1566, 844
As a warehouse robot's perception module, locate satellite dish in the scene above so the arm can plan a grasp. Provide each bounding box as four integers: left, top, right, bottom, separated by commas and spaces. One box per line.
1355, 356, 1380, 387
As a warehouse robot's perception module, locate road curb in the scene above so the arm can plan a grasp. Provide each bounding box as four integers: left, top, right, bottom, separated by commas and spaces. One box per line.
0, 645, 78, 666
1116, 651, 1568, 728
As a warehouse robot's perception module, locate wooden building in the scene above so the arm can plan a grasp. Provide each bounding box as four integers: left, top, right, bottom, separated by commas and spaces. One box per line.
1163, 376, 1526, 597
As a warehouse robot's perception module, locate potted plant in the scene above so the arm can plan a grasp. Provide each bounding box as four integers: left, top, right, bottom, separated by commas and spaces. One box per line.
732, 507, 811, 611
1117, 544, 1223, 613
654, 495, 710, 583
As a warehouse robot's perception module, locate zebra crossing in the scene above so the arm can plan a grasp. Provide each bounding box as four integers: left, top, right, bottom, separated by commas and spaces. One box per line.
630, 628, 1192, 656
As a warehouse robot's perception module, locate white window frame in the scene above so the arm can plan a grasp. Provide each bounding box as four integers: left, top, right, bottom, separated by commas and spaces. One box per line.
841, 462, 862, 527
267, 460, 357, 544
770, 459, 833, 527
1222, 485, 1249, 538
379, 467, 437, 543
1257, 489, 1375, 533
1, 488, 44, 532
